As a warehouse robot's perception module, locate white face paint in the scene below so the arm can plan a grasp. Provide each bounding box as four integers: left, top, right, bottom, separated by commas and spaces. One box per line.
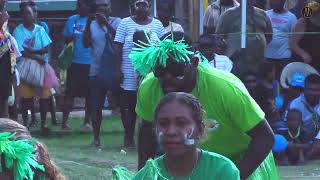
183, 126, 195, 146
156, 128, 165, 150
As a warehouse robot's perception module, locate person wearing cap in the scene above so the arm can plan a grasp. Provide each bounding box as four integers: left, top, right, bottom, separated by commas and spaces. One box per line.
288, 74, 320, 157
279, 72, 306, 117
133, 31, 278, 179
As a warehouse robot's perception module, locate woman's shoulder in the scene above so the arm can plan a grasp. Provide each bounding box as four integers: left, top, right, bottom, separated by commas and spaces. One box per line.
200, 150, 239, 175
13, 24, 24, 32
201, 150, 234, 164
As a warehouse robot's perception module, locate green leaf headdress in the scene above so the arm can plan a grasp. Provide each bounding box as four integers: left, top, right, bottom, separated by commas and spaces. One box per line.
0, 132, 45, 180
129, 32, 195, 76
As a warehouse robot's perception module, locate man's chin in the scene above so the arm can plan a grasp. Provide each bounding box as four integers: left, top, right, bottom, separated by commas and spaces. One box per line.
162, 88, 179, 94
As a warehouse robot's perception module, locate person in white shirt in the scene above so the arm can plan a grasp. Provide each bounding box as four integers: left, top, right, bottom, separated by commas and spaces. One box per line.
199, 34, 233, 72
157, 1, 184, 35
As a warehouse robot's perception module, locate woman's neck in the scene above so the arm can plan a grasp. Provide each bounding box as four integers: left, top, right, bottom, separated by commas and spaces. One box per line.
133, 15, 149, 24
165, 148, 199, 177
23, 22, 35, 31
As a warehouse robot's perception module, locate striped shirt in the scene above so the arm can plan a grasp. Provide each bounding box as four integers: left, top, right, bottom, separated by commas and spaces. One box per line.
114, 17, 164, 91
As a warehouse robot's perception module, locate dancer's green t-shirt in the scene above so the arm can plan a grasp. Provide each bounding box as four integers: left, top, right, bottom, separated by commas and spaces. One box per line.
136, 66, 279, 179
133, 150, 240, 180
136, 66, 264, 160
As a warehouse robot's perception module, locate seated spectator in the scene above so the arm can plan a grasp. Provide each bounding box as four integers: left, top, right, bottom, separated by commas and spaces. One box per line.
132, 93, 240, 179
157, 1, 184, 34
288, 74, 320, 156
241, 69, 280, 130
0, 118, 65, 180
277, 109, 312, 165
198, 34, 232, 72
280, 72, 305, 115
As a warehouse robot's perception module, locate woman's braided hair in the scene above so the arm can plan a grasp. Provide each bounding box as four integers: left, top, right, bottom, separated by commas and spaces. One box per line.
0, 119, 65, 180
155, 92, 205, 126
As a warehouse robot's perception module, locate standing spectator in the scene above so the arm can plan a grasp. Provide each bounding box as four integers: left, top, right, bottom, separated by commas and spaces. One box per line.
62, 0, 93, 131
266, 0, 297, 80
289, 74, 320, 154
29, 0, 59, 126
157, 2, 184, 35
216, 0, 273, 76
203, 0, 239, 34
84, 0, 121, 147
13, 2, 52, 134
114, 0, 164, 149
0, 0, 20, 118
291, 1, 320, 72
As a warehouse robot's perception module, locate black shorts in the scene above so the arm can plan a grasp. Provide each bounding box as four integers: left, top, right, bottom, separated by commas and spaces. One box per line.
119, 89, 137, 110
66, 63, 90, 97
0, 52, 12, 100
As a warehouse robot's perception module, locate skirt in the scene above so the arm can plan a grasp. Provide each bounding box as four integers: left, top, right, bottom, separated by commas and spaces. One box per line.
0, 51, 12, 100
66, 63, 90, 97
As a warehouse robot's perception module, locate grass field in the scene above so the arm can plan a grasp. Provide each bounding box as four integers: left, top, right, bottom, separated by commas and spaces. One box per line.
28, 116, 320, 180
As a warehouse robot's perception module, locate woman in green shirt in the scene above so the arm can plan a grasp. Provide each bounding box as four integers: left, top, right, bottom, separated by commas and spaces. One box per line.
132, 92, 240, 180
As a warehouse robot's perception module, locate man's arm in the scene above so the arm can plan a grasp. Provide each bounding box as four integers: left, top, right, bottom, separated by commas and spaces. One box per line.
22, 51, 46, 65
114, 42, 123, 71
25, 46, 49, 55
264, 13, 273, 45
237, 120, 274, 180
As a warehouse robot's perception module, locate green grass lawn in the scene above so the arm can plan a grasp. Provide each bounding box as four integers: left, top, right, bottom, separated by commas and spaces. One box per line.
28, 116, 320, 180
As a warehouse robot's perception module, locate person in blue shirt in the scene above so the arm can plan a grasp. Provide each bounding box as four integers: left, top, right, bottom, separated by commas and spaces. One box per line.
28, 0, 60, 126
62, 0, 94, 131
13, 2, 52, 135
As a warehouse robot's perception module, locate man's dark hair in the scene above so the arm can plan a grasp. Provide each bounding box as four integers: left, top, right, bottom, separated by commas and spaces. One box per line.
155, 92, 205, 126
19, 1, 34, 12
157, 0, 174, 10
305, 74, 320, 86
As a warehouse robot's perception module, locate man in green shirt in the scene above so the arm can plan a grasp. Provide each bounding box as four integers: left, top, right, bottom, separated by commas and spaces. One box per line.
132, 32, 278, 179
